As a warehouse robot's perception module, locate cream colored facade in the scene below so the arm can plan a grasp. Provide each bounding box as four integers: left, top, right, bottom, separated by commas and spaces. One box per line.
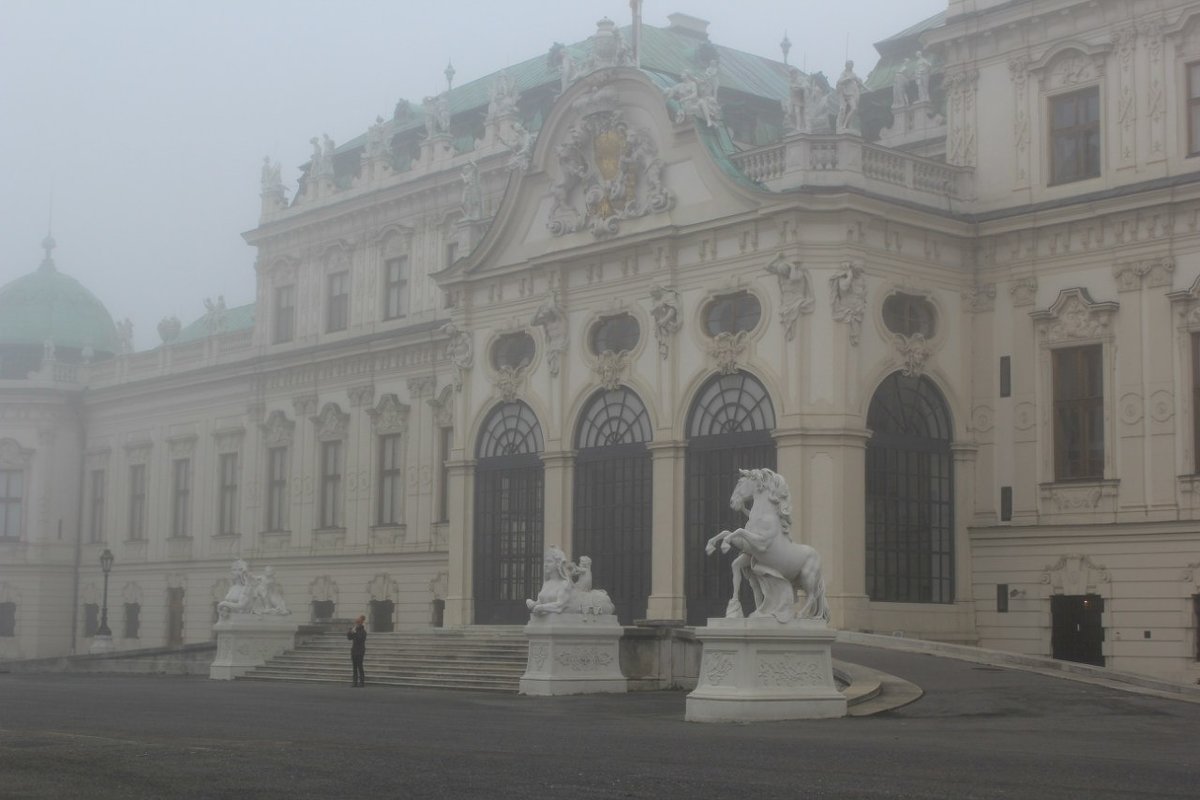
2, 1, 1199, 684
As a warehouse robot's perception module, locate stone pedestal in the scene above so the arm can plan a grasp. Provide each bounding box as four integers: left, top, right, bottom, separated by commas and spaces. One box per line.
89, 634, 114, 655
209, 616, 299, 680
685, 617, 846, 722
519, 613, 627, 696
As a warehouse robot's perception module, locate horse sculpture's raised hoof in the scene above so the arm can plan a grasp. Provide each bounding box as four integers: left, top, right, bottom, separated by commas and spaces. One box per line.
704, 468, 831, 624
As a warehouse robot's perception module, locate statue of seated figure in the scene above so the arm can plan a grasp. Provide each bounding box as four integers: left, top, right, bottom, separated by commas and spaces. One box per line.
526, 547, 614, 616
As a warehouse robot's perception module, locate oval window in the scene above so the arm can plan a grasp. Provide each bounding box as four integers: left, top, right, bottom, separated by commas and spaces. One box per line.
882, 293, 937, 338
491, 332, 536, 371
589, 314, 640, 355
704, 292, 762, 336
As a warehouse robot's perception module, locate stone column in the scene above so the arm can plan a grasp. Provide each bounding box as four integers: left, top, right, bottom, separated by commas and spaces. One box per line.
645, 441, 686, 623
443, 457, 475, 626
541, 450, 574, 557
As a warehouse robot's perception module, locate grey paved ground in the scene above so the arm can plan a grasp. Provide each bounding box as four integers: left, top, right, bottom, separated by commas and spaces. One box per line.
1, 643, 1197, 799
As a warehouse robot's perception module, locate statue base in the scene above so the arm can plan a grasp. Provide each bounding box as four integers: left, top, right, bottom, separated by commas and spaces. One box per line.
519, 613, 626, 696
209, 615, 299, 680
685, 617, 846, 722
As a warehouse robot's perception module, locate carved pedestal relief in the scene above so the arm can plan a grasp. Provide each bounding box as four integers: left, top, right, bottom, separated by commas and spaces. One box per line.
944, 68, 978, 167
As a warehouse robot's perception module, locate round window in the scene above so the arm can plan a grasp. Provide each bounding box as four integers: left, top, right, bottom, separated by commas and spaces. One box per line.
882, 293, 937, 338
491, 332, 536, 371
704, 292, 762, 336
589, 314, 640, 355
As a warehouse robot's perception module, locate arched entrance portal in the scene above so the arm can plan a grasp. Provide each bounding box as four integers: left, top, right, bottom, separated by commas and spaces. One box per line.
572, 387, 653, 625
473, 402, 544, 624
865, 373, 954, 604
684, 371, 777, 625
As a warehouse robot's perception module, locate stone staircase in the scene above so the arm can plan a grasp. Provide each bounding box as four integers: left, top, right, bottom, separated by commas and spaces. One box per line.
237, 627, 528, 692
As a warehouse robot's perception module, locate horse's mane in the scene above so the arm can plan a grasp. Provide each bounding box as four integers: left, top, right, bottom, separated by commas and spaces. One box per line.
739, 468, 793, 533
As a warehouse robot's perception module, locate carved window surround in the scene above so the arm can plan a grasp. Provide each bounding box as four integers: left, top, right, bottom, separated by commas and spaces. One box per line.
1168, 275, 1200, 479
260, 410, 295, 448
1027, 43, 1110, 187
875, 285, 943, 378
368, 394, 411, 436
1040, 554, 1111, 596
311, 403, 350, 442
1030, 288, 1120, 492
213, 427, 245, 454
1114, 258, 1175, 292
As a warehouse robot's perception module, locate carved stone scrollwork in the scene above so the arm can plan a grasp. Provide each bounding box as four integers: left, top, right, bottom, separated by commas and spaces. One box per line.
1113, 258, 1174, 292
368, 394, 411, 436
962, 283, 996, 313
1010, 277, 1038, 307
428, 385, 455, 428
292, 394, 318, 418
1031, 288, 1119, 346
260, 410, 295, 447
546, 110, 673, 239
167, 437, 196, 459
214, 428, 244, 454
708, 331, 747, 375
492, 365, 525, 402
893, 333, 932, 377
765, 253, 814, 341
593, 350, 628, 390
311, 403, 350, 441
1041, 554, 1110, 595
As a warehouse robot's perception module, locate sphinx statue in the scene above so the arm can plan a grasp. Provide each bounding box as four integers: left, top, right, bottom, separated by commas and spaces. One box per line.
526, 546, 614, 616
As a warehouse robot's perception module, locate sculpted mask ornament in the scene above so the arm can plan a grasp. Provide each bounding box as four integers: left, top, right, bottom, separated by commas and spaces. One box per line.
650, 284, 682, 359
493, 365, 524, 402
532, 290, 568, 377
894, 333, 932, 377
829, 262, 868, 345
547, 111, 673, 239
594, 350, 628, 390
765, 253, 814, 340
708, 331, 747, 375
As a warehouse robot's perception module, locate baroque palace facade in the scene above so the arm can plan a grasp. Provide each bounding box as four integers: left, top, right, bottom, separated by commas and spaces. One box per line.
3, 0, 1200, 683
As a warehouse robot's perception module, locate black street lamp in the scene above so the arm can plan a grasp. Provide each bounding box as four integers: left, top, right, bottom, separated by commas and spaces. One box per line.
97, 548, 114, 638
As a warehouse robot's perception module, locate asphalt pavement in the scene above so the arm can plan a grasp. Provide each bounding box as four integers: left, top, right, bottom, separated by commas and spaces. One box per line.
1, 642, 1196, 799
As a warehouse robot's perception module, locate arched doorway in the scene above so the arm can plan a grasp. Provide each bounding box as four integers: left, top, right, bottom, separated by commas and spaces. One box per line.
572, 387, 653, 625
684, 371, 777, 625
473, 401, 544, 624
865, 373, 954, 604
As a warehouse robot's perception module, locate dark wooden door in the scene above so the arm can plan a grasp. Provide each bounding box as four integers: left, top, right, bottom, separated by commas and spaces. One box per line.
473, 458, 544, 624
166, 588, 184, 646
1051, 593, 1104, 666
369, 599, 394, 632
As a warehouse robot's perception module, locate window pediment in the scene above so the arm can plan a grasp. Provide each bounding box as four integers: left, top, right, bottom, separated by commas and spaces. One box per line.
1031, 288, 1118, 346
312, 403, 350, 441
1029, 42, 1111, 91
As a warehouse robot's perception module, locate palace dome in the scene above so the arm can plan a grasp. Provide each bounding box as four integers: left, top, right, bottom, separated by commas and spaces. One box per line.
0, 236, 121, 357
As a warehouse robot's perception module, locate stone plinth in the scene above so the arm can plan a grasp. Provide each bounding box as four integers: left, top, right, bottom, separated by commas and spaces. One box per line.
519, 613, 627, 696
209, 616, 299, 680
685, 617, 846, 722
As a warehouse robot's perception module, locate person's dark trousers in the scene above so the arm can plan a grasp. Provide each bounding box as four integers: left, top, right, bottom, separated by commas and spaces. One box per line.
352, 653, 365, 686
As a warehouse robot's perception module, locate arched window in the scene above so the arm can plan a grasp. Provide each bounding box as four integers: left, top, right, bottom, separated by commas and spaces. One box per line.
473, 402, 544, 624
573, 388, 653, 624
865, 373, 954, 604
684, 371, 776, 625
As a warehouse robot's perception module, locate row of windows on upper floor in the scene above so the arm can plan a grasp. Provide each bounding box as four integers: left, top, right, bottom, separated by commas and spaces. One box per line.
0, 429, 454, 545
271, 255, 414, 344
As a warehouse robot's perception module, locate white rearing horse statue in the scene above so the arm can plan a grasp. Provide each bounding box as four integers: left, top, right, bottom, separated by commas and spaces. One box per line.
704, 468, 830, 623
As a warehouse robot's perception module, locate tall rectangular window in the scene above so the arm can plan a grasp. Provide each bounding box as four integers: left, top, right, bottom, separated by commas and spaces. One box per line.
83, 603, 99, 638
218, 453, 238, 535
273, 284, 295, 344
0, 601, 15, 636
1053, 345, 1104, 480
383, 256, 409, 320
1050, 87, 1100, 185
1000, 486, 1013, 522
320, 440, 343, 528
1193, 333, 1200, 473
326, 271, 349, 332
266, 446, 289, 531
1189, 63, 1200, 156
437, 427, 452, 523
128, 464, 146, 541
0, 468, 23, 540
999, 356, 1012, 398
377, 434, 403, 525
89, 469, 106, 543
171, 458, 191, 537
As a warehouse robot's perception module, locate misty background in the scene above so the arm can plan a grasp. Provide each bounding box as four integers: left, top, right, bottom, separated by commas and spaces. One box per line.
0, 0, 945, 349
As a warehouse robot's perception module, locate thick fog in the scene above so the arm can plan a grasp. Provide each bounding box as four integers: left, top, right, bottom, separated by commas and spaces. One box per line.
0, 0, 945, 349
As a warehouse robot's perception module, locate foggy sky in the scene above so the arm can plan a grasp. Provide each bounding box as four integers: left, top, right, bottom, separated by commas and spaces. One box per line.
0, 0, 945, 349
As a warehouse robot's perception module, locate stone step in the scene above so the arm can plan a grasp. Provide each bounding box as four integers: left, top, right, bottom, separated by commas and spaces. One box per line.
263, 659, 526, 674
241, 673, 519, 691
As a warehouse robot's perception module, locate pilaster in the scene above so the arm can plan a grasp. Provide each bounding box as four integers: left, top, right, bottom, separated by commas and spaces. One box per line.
645, 441, 686, 622
443, 457, 476, 627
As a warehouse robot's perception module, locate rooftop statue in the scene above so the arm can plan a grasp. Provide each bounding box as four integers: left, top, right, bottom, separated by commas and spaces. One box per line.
913, 50, 932, 103
664, 65, 722, 127
500, 119, 534, 172
782, 68, 813, 134
835, 60, 865, 134
422, 94, 451, 138
526, 546, 615, 616
487, 70, 520, 121
460, 160, 484, 220
216, 559, 292, 619
704, 468, 830, 623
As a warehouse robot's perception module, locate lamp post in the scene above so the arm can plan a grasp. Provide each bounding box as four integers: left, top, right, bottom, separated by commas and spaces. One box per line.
90, 548, 115, 654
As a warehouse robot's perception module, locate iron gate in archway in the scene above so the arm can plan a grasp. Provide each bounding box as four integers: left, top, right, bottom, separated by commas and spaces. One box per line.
572, 387, 653, 625
683, 371, 777, 626
473, 402, 544, 625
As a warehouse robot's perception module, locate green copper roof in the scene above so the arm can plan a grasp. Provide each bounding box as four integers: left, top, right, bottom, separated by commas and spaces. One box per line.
0, 259, 120, 354
174, 302, 255, 344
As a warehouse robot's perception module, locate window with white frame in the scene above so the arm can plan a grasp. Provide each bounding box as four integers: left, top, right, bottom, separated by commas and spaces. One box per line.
327, 271, 349, 332
0, 469, 22, 540
320, 440, 343, 528
1049, 87, 1100, 184
128, 464, 146, 541
171, 458, 191, 537
218, 453, 238, 535
89, 469, 106, 543
274, 284, 295, 344
383, 256, 409, 321
377, 433, 403, 526
266, 446, 289, 531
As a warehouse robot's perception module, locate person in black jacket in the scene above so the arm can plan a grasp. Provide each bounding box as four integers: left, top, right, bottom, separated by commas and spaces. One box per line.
347, 615, 367, 687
